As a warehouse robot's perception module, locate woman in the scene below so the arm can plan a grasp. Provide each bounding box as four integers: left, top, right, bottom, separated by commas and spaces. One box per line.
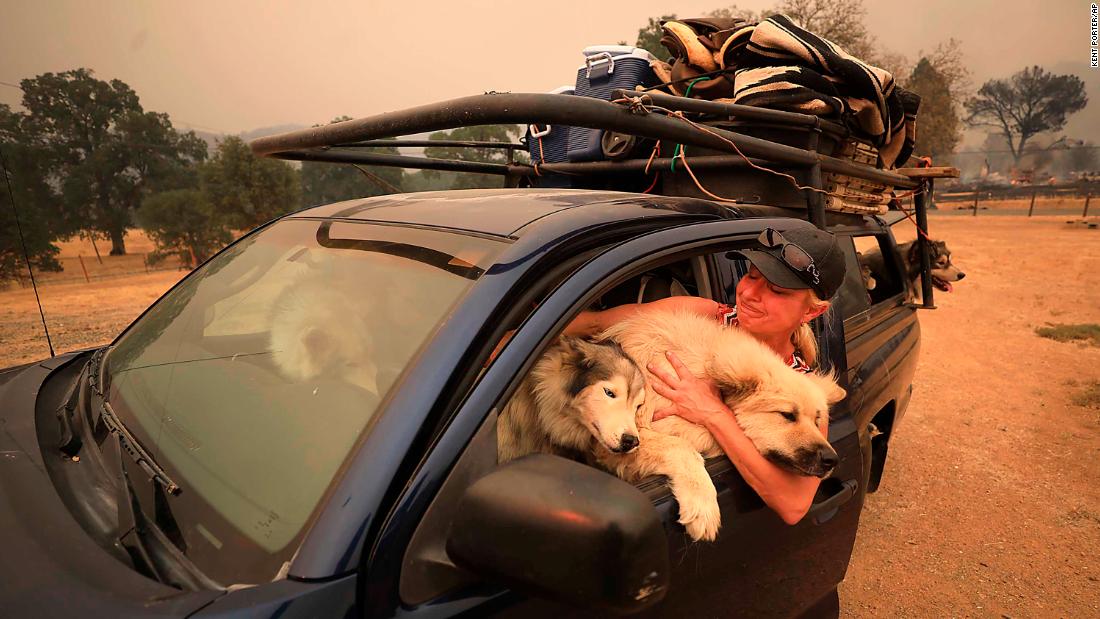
565, 226, 847, 525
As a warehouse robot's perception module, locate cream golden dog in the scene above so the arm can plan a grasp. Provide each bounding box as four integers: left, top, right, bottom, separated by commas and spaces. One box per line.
598, 309, 845, 541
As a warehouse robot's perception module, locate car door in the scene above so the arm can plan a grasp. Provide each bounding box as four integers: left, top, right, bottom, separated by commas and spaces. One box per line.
843, 229, 921, 492
375, 219, 866, 618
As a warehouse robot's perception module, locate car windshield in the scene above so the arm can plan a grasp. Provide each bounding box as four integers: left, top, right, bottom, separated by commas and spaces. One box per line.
104, 217, 504, 584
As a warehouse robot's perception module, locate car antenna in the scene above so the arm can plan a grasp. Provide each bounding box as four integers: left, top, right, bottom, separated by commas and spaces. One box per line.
0, 144, 55, 357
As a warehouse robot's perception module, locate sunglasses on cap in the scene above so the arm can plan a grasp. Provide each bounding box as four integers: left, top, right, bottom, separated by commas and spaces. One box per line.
757, 228, 821, 286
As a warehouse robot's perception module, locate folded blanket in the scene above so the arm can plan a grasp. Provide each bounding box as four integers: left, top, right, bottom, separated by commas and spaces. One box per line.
659, 14, 921, 168
732, 65, 846, 117
741, 14, 919, 167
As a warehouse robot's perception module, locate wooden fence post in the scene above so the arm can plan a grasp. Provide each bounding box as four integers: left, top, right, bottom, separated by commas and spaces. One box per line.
89, 234, 103, 264
77, 254, 90, 283
1028, 189, 1037, 217
77, 253, 89, 283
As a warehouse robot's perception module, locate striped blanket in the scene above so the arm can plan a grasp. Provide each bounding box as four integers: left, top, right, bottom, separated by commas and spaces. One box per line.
660, 14, 920, 168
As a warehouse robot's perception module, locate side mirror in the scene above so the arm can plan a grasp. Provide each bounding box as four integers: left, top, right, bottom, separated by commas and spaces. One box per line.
446, 454, 670, 614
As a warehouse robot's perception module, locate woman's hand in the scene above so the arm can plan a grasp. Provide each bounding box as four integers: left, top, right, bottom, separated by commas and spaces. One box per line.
648, 351, 730, 427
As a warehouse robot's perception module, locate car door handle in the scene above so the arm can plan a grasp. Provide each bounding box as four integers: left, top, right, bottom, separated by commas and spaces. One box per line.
808, 479, 858, 525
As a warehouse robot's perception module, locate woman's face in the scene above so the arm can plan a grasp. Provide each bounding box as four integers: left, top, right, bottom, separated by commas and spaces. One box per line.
735, 265, 817, 337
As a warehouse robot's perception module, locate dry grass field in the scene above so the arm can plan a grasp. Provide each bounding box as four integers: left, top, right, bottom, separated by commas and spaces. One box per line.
4, 230, 190, 288
1, 210, 1098, 616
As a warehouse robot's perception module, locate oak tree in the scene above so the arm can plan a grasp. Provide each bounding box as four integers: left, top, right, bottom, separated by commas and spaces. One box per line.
965, 66, 1088, 165
19, 69, 206, 255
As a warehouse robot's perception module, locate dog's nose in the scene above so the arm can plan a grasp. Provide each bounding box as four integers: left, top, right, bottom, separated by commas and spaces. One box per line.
818, 447, 839, 471
956, 272, 966, 280
619, 433, 639, 452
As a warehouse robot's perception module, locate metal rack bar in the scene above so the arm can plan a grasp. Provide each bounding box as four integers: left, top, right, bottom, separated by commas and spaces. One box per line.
251, 93, 919, 190
610, 89, 849, 138
275, 149, 510, 175
915, 179, 935, 309
333, 139, 526, 151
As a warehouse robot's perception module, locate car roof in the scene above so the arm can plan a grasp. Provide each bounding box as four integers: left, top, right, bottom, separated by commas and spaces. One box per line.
290, 189, 728, 237
288, 188, 878, 239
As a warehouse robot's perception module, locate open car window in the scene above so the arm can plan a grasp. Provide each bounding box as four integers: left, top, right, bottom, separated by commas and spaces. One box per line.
401, 250, 721, 604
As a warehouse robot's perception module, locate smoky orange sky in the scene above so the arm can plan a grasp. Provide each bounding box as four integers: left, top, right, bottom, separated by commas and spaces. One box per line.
0, 0, 1094, 146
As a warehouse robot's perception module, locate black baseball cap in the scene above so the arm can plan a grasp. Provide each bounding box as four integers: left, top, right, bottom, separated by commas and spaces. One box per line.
732, 227, 846, 299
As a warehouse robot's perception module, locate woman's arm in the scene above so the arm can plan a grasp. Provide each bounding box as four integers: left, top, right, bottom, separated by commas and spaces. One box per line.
648, 351, 823, 525
563, 296, 719, 338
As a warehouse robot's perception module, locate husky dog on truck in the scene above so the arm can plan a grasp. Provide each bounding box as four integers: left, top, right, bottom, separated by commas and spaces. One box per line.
497, 336, 646, 464
861, 239, 965, 303
498, 309, 846, 542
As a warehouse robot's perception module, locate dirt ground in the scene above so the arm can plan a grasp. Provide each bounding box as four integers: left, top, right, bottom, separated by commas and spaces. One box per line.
1, 214, 1099, 616
840, 215, 1100, 618
935, 195, 1090, 214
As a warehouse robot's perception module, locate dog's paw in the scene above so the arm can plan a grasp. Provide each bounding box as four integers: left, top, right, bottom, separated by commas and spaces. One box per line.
675, 484, 722, 542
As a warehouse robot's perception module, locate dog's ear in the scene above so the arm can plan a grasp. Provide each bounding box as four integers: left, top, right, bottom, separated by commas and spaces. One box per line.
806, 372, 847, 405
557, 335, 601, 396
716, 376, 760, 405
558, 333, 583, 354
561, 335, 604, 362
558, 335, 591, 367
558, 336, 602, 371
906, 241, 921, 263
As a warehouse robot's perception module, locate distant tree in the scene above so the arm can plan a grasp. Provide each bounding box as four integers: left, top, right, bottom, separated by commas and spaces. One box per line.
905, 58, 961, 162
965, 66, 1089, 165
0, 104, 64, 280
139, 189, 231, 266
423, 125, 521, 190
18, 69, 206, 255
707, 4, 762, 22
402, 169, 455, 193
921, 39, 970, 102
201, 136, 301, 230
777, 0, 875, 60
634, 14, 677, 61
300, 117, 404, 205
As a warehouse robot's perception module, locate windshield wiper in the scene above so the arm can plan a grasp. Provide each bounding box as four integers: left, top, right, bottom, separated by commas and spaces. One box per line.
88, 347, 182, 496
113, 437, 221, 591
99, 399, 181, 496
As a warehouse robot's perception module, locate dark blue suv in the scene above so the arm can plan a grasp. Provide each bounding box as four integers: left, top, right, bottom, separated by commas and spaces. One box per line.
0, 188, 921, 618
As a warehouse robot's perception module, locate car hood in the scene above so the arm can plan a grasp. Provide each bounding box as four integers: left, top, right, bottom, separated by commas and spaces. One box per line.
0, 352, 222, 616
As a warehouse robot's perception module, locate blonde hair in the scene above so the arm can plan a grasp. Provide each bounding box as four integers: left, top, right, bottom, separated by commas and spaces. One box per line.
792, 291, 830, 368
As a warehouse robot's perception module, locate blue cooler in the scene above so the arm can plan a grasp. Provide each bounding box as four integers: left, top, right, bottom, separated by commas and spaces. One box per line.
568, 46, 660, 162
526, 86, 574, 165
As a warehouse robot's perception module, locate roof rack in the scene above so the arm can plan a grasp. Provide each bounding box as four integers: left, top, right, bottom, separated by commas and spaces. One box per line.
250, 91, 958, 307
